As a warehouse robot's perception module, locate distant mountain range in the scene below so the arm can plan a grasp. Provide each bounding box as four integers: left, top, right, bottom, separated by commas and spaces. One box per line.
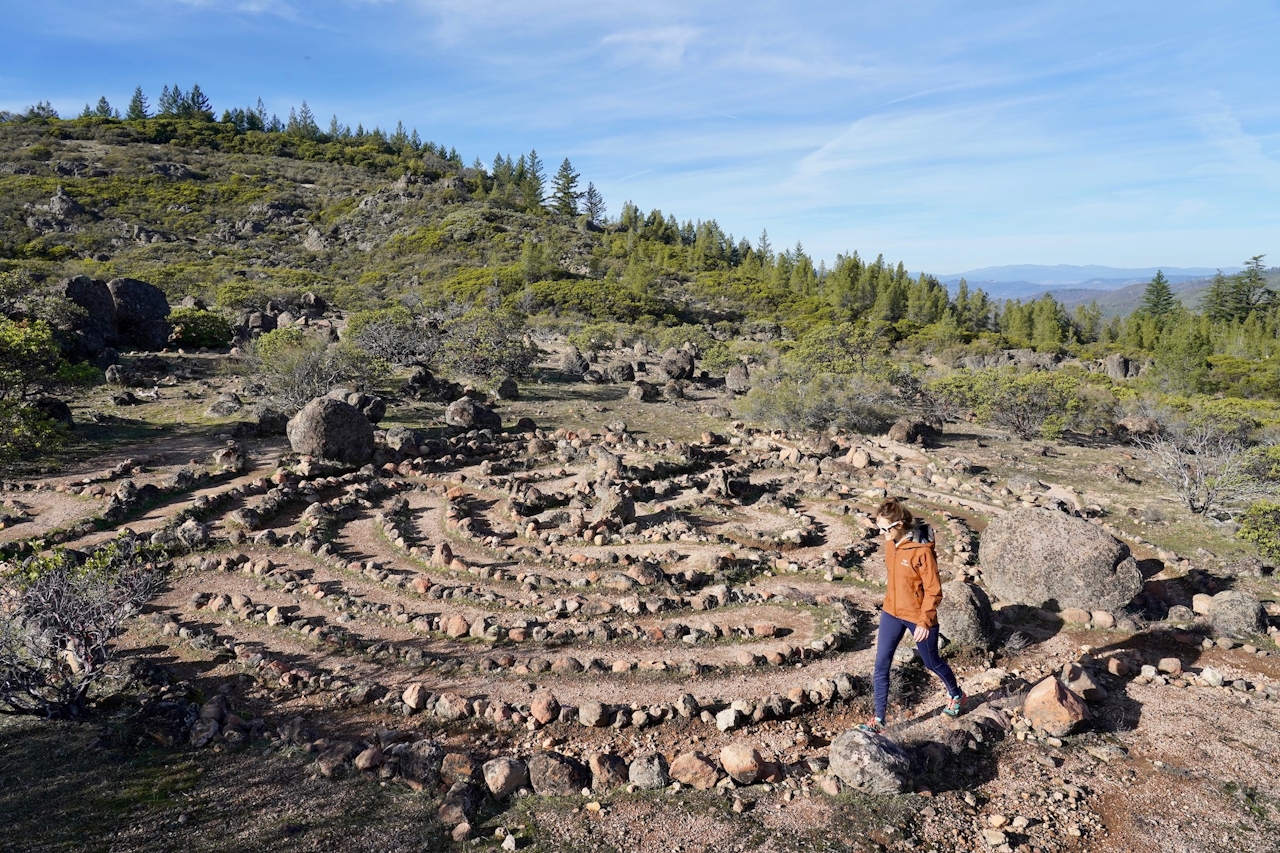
934, 263, 1246, 317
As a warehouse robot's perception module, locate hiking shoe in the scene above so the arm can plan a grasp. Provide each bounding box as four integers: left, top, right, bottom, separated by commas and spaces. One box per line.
943, 693, 965, 717
859, 717, 886, 733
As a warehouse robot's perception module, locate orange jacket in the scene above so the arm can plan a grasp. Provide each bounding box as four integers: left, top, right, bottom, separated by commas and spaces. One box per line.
882, 533, 943, 628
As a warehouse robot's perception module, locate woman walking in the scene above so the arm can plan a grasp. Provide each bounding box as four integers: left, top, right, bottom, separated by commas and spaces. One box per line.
863, 498, 964, 732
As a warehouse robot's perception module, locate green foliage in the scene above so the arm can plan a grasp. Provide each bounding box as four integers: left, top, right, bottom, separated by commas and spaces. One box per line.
741, 366, 898, 434
0, 318, 62, 401
345, 307, 440, 367
927, 368, 1085, 440
1153, 312, 1213, 394
1141, 270, 1175, 319
0, 401, 66, 471
788, 321, 896, 377
440, 310, 540, 380
1203, 256, 1274, 324
1238, 500, 1280, 560
528, 278, 677, 323
167, 307, 233, 348
550, 158, 581, 217
245, 328, 380, 413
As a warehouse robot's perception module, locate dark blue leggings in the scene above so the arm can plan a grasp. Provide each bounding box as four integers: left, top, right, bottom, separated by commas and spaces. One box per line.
873, 611, 961, 720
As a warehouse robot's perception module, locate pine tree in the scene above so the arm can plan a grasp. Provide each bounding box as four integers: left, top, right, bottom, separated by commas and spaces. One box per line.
157, 85, 183, 116
582, 182, 606, 225
126, 86, 150, 121
520, 149, 546, 212
390, 120, 409, 151
756, 229, 772, 260
186, 84, 212, 119
254, 98, 268, 128
409, 129, 422, 150
551, 158, 582, 216
78, 103, 94, 119
1141, 270, 1175, 318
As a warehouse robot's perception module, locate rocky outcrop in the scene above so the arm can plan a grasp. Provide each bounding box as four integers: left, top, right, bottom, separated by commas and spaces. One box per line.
59, 275, 171, 357
979, 507, 1142, 611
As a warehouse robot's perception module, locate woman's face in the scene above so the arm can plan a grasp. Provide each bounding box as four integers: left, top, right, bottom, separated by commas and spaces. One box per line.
876, 516, 903, 541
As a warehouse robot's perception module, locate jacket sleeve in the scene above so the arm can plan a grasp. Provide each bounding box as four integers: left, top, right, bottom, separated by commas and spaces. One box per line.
916, 545, 943, 628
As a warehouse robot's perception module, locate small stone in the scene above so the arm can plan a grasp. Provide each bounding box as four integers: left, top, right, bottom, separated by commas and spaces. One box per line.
1200, 666, 1224, 688
715, 708, 741, 732
988, 814, 1008, 828
1157, 657, 1182, 676
982, 828, 1007, 846
531, 690, 560, 725
669, 752, 719, 790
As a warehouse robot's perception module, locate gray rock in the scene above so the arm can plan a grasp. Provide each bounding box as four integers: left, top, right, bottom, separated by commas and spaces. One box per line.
937, 580, 996, 649
887, 418, 939, 445
725, 362, 750, 393
254, 406, 289, 435
496, 376, 519, 400
444, 397, 501, 430
828, 729, 912, 795
107, 278, 171, 350
402, 740, 445, 787
527, 751, 588, 795
607, 363, 635, 383
561, 348, 590, 376
657, 348, 695, 381
578, 701, 608, 727
385, 425, 424, 453
205, 393, 243, 418
628, 381, 660, 402
1208, 590, 1266, 639
627, 753, 669, 789
286, 398, 375, 465
978, 507, 1142, 611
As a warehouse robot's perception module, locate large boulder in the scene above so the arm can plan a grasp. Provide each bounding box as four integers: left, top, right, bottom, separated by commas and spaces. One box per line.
828, 729, 912, 795
107, 278, 171, 350
61, 275, 118, 357
978, 507, 1142, 611
937, 580, 996, 649
1208, 590, 1266, 639
725, 362, 750, 393
657, 348, 695, 381
445, 397, 501, 430
561, 348, 590, 376
887, 418, 939, 445
286, 398, 375, 465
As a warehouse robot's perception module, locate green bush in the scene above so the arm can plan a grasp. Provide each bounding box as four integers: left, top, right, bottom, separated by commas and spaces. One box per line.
168, 307, 234, 348
0, 401, 66, 471
1237, 500, 1280, 559
741, 366, 898, 434
927, 368, 1085, 440
441, 310, 540, 380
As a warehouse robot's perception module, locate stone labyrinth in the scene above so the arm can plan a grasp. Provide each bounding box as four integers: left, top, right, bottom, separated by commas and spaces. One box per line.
9, 376, 1249, 847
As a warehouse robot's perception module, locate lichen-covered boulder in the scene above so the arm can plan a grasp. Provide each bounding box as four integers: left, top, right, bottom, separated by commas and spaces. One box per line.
937, 579, 996, 649
828, 729, 911, 795
444, 397, 501, 430
286, 397, 375, 465
978, 507, 1142, 611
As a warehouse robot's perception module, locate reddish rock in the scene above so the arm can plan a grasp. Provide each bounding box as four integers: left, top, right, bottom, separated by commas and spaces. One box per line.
669, 752, 719, 790
1022, 676, 1091, 737
719, 742, 763, 784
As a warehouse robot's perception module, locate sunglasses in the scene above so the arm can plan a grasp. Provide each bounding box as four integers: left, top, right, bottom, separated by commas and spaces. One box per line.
877, 521, 902, 533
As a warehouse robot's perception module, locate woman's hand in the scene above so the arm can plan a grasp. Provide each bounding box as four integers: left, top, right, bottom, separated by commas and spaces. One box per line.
912, 624, 930, 643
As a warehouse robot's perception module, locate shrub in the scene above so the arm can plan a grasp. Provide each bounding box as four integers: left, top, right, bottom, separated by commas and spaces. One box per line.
1135, 424, 1275, 516
0, 401, 66, 471
440, 310, 540, 380
741, 366, 898, 434
0, 535, 163, 718
1238, 500, 1280, 560
168, 307, 234, 348
244, 328, 379, 414
345, 307, 440, 367
926, 368, 1084, 440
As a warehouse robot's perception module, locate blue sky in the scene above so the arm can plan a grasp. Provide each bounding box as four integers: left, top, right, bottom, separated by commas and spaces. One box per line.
2, 1, 1278, 274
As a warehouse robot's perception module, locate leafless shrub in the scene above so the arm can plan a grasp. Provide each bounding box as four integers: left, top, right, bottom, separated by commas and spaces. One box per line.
0, 536, 164, 719
1135, 424, 1275, 516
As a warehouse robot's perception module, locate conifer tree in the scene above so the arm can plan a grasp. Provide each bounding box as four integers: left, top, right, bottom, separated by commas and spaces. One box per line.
582, 182, 606, 225
1141, 270, 1175, 318
186, 84, 212, 119
157, 85, 183, 116
551, 158, 582, 216
126, 86, 149, 121
520, 149, 546, 212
